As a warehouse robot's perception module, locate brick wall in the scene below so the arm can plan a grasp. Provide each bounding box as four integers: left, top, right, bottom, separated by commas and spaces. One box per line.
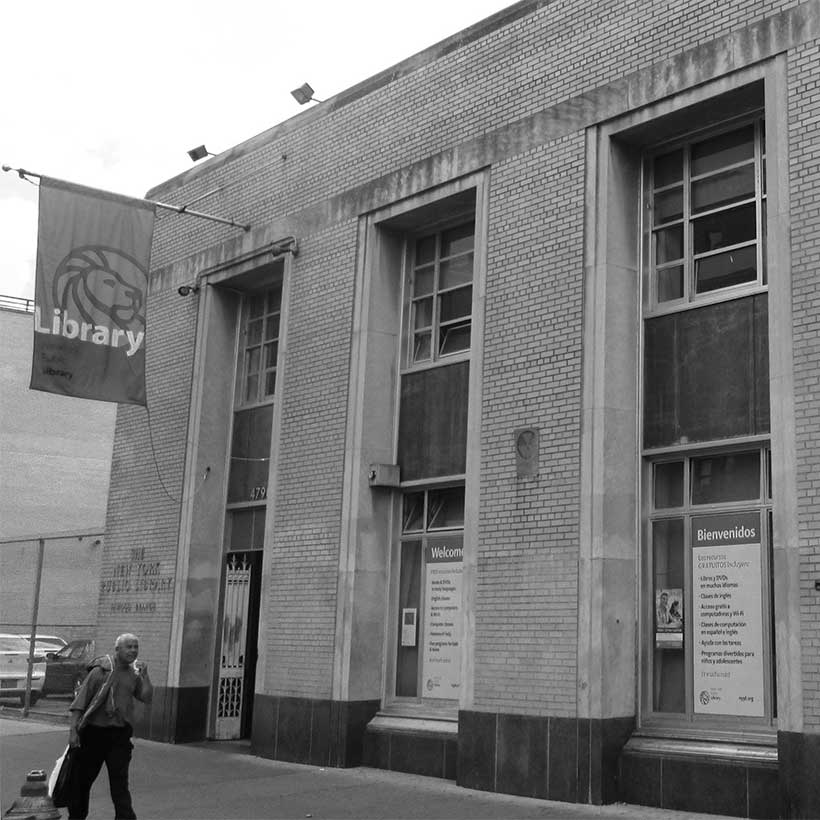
99, 287, 197, 683
475, 135, 585, 714
265, 223, 358, 697
788, 38, 820, 730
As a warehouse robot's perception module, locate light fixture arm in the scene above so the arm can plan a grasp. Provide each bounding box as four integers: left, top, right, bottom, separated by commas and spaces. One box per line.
177, 234, 298, 298
271, 236, 298, 257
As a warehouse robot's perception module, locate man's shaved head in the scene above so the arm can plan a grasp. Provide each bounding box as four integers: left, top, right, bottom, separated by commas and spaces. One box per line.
115, 633, 139, 649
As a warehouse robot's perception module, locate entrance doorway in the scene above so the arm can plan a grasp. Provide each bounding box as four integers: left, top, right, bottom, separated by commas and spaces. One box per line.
214, 550, 262, 739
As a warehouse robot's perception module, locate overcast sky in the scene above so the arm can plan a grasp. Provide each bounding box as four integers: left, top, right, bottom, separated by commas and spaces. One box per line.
1, 0, 513, 301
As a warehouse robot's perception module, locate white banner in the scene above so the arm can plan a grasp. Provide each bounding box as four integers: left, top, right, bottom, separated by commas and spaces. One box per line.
692, 513, 764, 717
421, 542, 462, 699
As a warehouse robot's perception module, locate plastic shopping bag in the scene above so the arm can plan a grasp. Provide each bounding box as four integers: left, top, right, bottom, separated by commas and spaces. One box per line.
48, 744, 76, 808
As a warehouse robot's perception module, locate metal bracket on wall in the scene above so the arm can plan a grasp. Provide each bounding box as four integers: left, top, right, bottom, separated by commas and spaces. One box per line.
368, 463, 400, 488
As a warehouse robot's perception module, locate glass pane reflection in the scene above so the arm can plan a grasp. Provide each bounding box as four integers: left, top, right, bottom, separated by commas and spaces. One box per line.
652, 518, 685, 713
691, 451, 761, 504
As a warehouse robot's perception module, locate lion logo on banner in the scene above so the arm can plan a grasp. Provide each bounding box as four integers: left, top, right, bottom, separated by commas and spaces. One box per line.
52, 245, 148, 331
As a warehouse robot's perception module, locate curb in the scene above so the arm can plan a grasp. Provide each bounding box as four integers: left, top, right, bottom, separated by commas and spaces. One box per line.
0, 705, 69, 726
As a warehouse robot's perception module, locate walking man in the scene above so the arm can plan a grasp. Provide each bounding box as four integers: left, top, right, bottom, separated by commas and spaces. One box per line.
66, 633, 153, 819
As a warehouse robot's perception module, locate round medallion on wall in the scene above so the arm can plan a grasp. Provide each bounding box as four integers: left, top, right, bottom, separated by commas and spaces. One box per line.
514, 427, 539, 478
516, 429, 537, 460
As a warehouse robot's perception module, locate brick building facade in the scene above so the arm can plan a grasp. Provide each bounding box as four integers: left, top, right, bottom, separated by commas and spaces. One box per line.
101, 1, 820, 815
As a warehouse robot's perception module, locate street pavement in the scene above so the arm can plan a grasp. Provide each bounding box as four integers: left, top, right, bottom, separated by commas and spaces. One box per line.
0, 710, 736, 820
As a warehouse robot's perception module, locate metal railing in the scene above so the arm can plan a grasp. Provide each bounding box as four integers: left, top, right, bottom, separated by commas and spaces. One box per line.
0, 295, 34, 313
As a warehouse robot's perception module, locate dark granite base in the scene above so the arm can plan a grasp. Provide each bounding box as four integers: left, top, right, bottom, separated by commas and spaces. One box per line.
132, 687, 379, 766
132, 685, 209, 743
362, 724, 458, 780
250, 695, 380, 768
619, 746, 779, 818
456, 710, 633, 804
778, 730, 820, 818
134, 694, 808, 817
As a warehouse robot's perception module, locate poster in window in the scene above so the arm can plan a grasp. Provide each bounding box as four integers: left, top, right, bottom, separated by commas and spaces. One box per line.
692, 512, 765, 717
401, 608, 417, 647
655, 588, 683, 648
420, 539, 463, 699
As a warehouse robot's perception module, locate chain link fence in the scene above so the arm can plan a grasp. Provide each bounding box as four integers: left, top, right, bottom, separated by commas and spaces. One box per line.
0, 531, 102, 714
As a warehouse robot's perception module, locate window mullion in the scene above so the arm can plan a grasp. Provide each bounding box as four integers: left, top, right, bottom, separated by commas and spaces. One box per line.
689, 156, 755, 183
690, 196, 757, 221
683, 145, 692, 302
433, 235, 441, 361
755, 118, 765, 287
693, 238, 758, 264
684, 509, 694, 721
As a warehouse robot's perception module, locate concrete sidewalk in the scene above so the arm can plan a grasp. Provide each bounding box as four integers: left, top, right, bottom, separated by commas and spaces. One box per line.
1, 716, 733, 820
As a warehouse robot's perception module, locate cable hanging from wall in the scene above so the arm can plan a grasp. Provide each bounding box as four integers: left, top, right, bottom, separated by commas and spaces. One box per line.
144, 404, 211, 505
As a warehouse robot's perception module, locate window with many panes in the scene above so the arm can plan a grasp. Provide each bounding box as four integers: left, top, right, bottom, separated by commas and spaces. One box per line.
216, 282, 282, 743
407, 222, 474, 366
226, 286, 282, 522
388, 197, 477, 709
642, 113, 774, 732
649, 117, 766, 308
647, 448, 775, 724
395, 487, 464, 702
397, 218, 475, 482
240, 285, 282, 405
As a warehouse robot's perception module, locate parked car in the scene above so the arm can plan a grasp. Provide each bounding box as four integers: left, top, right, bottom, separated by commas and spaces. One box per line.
0, 633, 46, 706
18, 634, 68, 655
41, 639, 96, 697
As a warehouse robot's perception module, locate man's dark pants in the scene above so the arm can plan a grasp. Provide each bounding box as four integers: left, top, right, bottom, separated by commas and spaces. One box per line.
68, 724, 136, 819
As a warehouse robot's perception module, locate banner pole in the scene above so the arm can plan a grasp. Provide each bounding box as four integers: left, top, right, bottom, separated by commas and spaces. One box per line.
151, 199, 250, 231
2, 165, 251, 232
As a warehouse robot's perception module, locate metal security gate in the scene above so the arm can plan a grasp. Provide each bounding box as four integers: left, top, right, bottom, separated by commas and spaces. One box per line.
215, 552, 254, 740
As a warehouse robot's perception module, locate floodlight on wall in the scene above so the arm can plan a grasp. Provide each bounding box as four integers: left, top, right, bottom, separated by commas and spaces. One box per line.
187, 145, 217, 162
290, 82, 324, 105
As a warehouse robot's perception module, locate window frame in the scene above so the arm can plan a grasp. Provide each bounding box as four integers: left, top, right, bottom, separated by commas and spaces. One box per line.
644, 113, 767, 316
402, 218, 476, 372
366, 173, 487, 723
389, 484, 466, 708
225, 284, 282, 522
640, 442, 776, 740
390, 215, 474, 709
639, 109, 777, 742
223, 504, 267, 551
237, 285, 282, 410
